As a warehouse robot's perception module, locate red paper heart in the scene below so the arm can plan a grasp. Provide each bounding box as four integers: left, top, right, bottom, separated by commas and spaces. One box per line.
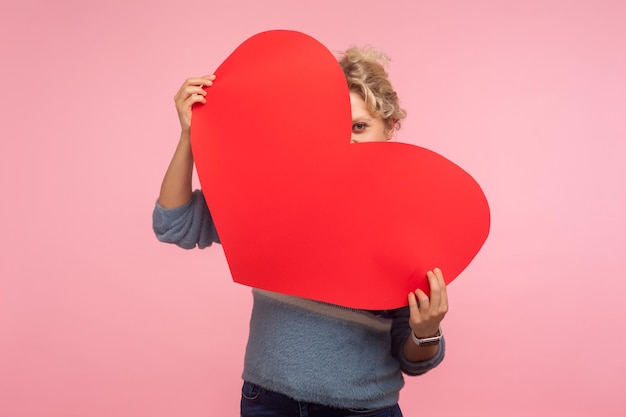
191, 30, 490, 309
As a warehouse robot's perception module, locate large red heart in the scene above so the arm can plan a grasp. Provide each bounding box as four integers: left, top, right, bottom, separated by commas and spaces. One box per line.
191, 30, 490, 309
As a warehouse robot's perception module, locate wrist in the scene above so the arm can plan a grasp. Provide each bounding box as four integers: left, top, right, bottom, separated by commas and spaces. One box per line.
412, 328, 440, 339
179, 129, 191, 142
411, 326, 443, 348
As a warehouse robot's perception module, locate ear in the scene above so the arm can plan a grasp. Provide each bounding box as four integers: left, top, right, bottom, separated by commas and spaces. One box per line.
385, 119, 396, 140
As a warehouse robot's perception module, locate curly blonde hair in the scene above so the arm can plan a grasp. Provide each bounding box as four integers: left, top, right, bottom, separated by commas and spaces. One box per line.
338, 47, 407, 132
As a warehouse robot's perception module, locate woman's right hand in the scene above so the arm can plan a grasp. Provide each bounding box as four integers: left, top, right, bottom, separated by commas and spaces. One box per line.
158, 75, 215, 208
174, 75, 216, 133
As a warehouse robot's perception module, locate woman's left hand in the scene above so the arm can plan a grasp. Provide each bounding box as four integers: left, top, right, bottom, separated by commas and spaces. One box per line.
408, 268, 448, 338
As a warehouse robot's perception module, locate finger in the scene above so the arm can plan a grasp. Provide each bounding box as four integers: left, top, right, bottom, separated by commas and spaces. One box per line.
187, 76, 216, 90
176, 87, 209, 107
189, 87, 208, 99
407, 292, 420, 318
433, 267, 446, 289
176, 77, 215, 99
184, 76, 215, 86
183, 90, 208, 104
182, 95, 207, 109
414, 289, 430, 312
184, 84, 210, 96
175, 88, 205, 105
426, 270, 441, 310
434, 268, 449, 313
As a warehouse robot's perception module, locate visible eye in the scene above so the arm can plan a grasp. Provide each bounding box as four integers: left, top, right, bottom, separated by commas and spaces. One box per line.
352, 122, 367, 133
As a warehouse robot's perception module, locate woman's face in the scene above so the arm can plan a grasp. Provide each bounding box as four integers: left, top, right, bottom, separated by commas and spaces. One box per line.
350, 92, 392, 143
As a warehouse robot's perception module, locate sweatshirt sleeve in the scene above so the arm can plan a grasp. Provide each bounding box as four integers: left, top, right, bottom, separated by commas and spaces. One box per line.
152, 190, 220, 249
389, 306, 445, 376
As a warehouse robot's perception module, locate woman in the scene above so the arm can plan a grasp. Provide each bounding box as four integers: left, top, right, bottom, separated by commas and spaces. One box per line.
153, 47, 448, 417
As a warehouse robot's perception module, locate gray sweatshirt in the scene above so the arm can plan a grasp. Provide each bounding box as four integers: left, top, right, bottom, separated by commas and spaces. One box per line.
153, 190, 445, 409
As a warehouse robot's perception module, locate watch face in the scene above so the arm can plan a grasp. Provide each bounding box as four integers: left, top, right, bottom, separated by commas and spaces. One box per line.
411, 333, 442, 347
411, 327, 443, 347
419, 339, 440, 347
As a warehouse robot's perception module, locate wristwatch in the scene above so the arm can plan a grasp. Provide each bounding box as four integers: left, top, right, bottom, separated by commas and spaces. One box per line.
411, 326, 443, 347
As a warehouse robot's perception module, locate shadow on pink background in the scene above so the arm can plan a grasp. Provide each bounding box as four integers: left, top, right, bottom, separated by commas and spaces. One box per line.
1, 1, 624, 416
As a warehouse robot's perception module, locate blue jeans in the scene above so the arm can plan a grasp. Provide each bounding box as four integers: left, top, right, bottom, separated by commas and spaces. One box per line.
240, 381, 404, 417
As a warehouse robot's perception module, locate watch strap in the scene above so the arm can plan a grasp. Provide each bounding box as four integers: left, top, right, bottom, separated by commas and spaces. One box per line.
411, 326, 443, 347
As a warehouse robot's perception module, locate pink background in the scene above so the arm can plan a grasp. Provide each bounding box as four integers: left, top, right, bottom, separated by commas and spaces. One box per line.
1, 0, 624, 416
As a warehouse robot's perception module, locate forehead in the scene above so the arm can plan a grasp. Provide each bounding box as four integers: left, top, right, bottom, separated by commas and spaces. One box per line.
349, 92, 374, 119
